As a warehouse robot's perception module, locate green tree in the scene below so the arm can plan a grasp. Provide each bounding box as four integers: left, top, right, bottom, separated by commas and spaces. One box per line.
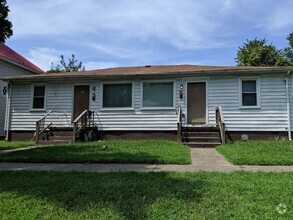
236, 38, 281, 66
0, 0, 13, 43
47, 54, 85, 73
236, 34, 293, 66
282, 32, 293, 64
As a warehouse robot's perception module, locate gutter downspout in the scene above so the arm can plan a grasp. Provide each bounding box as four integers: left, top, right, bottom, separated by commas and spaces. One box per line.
5, 81, 12, 141
285, 71, 291, 141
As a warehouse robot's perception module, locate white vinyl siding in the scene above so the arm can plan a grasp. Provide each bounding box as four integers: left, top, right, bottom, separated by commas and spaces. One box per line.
7, 73, 293, 133
0, 59, 37, 136
208, 75, 288, 131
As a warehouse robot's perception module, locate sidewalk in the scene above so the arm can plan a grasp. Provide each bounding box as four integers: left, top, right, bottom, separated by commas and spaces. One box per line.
0, 146, 38, 155
0, 148, 292, 172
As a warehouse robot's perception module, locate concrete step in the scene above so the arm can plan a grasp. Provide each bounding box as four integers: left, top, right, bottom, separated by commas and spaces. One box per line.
182, 126, 219, 132
182, 136, 221, 142
48, 135, 73, 141
50, 127, 73, 131
49, 132, 73, 136
182, 132, 220, 137
183, 142, 222, 148
38, 140, 72, 145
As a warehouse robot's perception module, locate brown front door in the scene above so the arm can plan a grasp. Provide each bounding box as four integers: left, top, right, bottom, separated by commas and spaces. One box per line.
187, 82, 206, 124
73, 85, 89, 120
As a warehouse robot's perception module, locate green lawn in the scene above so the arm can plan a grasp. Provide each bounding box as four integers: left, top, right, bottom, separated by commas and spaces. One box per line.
0, 141, 35, 151
0, 140, 191, 164
217, 140, 293, 165
0, 171, 292, 219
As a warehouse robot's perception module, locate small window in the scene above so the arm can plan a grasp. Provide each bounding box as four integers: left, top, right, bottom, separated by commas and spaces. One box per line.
143, 82, 174, 107
103, 83, 132, 108
32, 86, 45, 109
241, 80, 258, 106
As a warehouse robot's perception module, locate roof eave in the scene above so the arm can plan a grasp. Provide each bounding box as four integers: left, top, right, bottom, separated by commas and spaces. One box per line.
3, 67, 293, 82
0, 56, 43, 74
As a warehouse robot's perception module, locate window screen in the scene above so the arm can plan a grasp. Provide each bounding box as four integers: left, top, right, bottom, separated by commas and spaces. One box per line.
242, 80, 257, 106
143, 82, 173, 107
33, 86, 45, 109
103, 84, 132, 108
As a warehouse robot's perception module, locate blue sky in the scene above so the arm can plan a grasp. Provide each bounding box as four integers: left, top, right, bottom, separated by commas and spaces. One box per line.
5, 0, 293, 71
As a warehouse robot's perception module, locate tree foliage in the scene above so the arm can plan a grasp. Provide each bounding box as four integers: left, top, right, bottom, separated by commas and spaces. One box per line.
236, 32, 293, 66
47, 54, 85, 73
0, 0, 13, 43
283, 32, 293, 64
236, 38, 279, 66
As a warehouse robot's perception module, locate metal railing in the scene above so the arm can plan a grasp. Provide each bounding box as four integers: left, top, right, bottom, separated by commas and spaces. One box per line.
35, 110, 71, 144
176, 106, 183, 142
35, 110, 53, 144
215, 106, 226, 144
72, 110, 95, 143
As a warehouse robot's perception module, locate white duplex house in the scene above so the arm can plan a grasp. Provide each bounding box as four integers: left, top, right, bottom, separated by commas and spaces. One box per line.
2, 65, 293, 146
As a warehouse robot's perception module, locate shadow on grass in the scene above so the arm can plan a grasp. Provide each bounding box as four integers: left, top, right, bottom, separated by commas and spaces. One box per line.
0, 171, 206, 219
0, 144, 190, 164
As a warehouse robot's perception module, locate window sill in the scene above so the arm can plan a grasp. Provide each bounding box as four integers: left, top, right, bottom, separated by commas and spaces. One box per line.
29, 109, 46, 112
239, 106, 261, 110
100, 107, 135, 111
140, 107, 176, 110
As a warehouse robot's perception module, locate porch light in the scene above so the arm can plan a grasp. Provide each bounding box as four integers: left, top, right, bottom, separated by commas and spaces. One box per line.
179, 84, 184, 99
92, 86, 96, 101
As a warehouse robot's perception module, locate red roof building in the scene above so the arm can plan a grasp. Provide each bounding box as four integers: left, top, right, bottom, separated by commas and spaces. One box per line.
0, 44, 44, 73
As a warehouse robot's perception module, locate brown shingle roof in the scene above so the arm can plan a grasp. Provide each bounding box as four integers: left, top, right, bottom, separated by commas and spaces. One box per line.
3, 64, 293, 81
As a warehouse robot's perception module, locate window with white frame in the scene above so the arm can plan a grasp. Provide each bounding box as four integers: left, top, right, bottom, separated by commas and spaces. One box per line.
241, 79, 258, 107
103, 83, 132, 108
142, 82, 174, 107
32, 86, 46, 109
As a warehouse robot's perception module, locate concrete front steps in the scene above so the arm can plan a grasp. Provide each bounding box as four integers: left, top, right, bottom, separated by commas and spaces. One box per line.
181, 126, 222, 147
38, 127, 73, 145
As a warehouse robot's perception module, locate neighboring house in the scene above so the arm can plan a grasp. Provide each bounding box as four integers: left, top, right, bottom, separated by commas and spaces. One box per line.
2, 65, 293, 146
0, 44, 44, 138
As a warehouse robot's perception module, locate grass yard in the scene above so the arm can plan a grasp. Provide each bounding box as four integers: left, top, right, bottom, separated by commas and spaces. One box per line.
0, 140, 191, 164
0, 171, 292, 219
217, 140, 293, 165
0, 141, 35, 151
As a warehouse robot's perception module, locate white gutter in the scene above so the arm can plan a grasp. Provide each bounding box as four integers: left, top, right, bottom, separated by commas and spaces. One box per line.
5, 81, 12, 141
285, 71, 291, 140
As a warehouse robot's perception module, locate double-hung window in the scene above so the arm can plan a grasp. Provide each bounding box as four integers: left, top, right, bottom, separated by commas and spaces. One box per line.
32, 86, 46, 109
240, 79, 259, 107
142, 82, 174, 108
103, 83, 132, 108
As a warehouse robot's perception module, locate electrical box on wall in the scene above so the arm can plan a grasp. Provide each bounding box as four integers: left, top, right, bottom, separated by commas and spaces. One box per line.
241, 134, 249, 141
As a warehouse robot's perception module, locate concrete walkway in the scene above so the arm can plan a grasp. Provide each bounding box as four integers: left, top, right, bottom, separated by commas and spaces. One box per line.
0, 146, 38, 155
0, 148, 292, 172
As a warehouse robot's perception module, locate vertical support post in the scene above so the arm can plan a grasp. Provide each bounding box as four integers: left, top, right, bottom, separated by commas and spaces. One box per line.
285, 71, 292, 140
36, 121, 40, 144
73, 122, 76, 143
177, 106, 182, 142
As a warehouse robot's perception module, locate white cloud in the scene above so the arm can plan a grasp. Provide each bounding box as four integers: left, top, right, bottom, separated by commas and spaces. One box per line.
9, 0, 293, 51
27, 47, 69, 71
6, 0, 234, 50
7, 0, 293, 68
83, 61, 118, 70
